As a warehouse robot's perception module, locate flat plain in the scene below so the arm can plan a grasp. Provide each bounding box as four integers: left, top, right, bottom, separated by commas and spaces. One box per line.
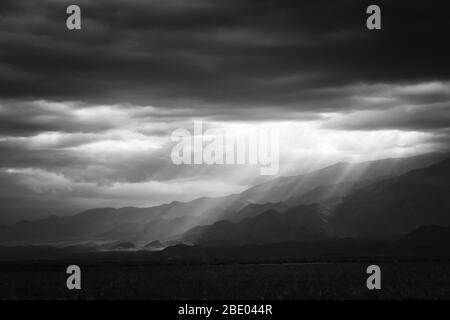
1, 260, 449, 299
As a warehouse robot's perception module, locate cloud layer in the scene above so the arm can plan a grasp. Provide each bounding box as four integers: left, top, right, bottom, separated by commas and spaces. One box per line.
1, 0, 449, 110
0, 0, 449, 222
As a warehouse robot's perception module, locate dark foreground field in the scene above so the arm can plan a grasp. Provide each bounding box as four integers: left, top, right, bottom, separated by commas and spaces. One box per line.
1, 260, 450, 299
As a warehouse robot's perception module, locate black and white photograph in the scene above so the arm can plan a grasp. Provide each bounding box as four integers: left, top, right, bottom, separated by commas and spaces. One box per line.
0, 0, 450, 307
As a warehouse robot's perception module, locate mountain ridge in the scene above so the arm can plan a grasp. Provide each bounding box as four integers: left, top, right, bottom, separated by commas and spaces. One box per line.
0, 152, 448, 246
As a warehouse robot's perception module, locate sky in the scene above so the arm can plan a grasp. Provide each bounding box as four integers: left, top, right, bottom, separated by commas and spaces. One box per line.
0, 0, 449, 223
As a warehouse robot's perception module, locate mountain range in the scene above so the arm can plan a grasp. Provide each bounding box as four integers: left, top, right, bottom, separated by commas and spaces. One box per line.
0, 152, 449, 249
183, 156, 450, 246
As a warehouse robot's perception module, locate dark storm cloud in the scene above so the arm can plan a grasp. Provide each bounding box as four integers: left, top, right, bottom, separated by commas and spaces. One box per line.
1, 0, 449, 112
326, 102, 450, 132
0, 100, 116, 136
324, 82, 450, 132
